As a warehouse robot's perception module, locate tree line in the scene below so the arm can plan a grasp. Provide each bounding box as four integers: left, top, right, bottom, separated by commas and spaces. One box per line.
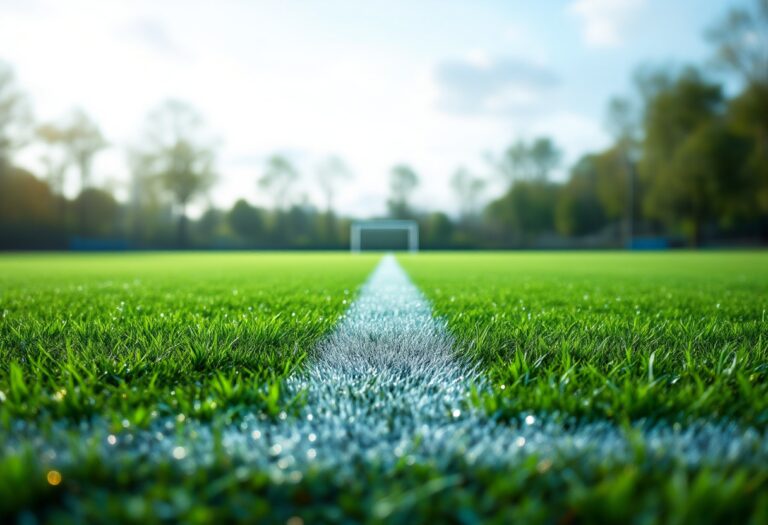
1, 0, 766, 249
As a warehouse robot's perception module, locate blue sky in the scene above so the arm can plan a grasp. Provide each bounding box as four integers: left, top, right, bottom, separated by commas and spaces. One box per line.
0, 0, 746, 216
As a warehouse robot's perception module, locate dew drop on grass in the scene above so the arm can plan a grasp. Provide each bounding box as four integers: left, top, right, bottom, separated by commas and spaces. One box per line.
452, 409, 461, 418
107, 434, 117, 445
525, 415, 535, 425
46, 470, 62, 486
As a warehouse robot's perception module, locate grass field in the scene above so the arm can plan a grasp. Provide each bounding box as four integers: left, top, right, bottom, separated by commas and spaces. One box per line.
400, 252, 768, 423
1, 251, 767, 524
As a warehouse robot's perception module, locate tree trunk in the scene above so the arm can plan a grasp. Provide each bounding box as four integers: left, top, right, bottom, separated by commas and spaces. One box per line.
691, 218, 702, 248
177, 204, 188, 249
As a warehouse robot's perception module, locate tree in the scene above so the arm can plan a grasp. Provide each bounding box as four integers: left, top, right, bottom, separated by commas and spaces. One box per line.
259, 155, 299, 210
228, 199, 264, 244
486, 181, 559, 246
317, 156, 353, 213
422, 212, 454, 248
708, 0, 768, 221
728, 84, 768, 216
450, 167, 486, 218
73, 188, 119, 237
496, 140, 531, 187
706, 0, 768, 87
138, 100, 216, 247
0, 61, 32, 169
61, 109, 107, 192
36, 123, 70, 195
556, 155, 608, 236
605, 96, 642, 243
195, 207, 224, 246
127, 148, 166, 245
495, 137, 561, 187
0, 167, 60, 249
387, 164, 419, 218
529, 137, 562, 181
640, 68, 749, 245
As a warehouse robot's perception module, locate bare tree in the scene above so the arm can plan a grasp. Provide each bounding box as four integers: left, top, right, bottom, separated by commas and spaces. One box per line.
316, 155, 353, 213
259, 155, 299, 210
0, 61, 32, 169
36, 123, 70, 196
450, 167, 486, 218
61, 109, 107, 192
138, 99, 216, 247
388, 164, 419, 218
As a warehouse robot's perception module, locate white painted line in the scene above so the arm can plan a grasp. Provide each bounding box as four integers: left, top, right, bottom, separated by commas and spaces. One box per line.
5, 254, 768, 484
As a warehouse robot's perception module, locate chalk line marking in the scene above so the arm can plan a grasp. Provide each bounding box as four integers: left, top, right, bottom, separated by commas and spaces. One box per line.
6, 254, 768, 485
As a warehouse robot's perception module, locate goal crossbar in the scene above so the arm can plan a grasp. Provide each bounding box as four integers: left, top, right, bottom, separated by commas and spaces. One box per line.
350, 220, 419, 253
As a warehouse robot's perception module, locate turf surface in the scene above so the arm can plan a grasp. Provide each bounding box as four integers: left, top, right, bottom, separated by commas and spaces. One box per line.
400, 252, 768, 423
0, 253, 379, 424
2, 251, 767, 524
398, 251, 768, 523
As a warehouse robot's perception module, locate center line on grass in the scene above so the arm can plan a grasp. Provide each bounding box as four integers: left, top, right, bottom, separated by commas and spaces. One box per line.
7, 255, 768, 488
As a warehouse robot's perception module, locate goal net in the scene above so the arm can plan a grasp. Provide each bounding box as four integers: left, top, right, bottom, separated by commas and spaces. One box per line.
350, 220, 419, 253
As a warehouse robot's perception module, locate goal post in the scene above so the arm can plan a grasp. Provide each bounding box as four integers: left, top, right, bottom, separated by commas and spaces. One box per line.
350, 220, 419, 253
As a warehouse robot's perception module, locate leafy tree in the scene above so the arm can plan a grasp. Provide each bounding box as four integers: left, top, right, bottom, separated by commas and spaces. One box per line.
422, 212, 454, 248
73, 188, 118, 237
0, 166, 56, 227
195, 207, 224, 245
486, 181, 559, 246
228, 199, 264, 244
0, 166, 63, 249
496, 140, 530, 187
641, 68, 753, 244
388, 164, 419, 218
728, 84, 768, 216
706, 0, 768, 87
529, 137, 562, 181
138, 100, 216, 247
556, 155, 608, 236
495, 137, 561, 189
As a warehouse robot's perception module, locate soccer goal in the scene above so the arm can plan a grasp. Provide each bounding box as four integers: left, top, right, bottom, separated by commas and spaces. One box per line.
350, 220, 419, 253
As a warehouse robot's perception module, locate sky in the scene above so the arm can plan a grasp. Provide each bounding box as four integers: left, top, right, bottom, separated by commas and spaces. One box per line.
0, 0, 746, 217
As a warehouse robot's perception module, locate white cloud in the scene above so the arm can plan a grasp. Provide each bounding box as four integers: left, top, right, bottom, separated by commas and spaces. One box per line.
434, 55, 559, 116
569, 0, 645, 47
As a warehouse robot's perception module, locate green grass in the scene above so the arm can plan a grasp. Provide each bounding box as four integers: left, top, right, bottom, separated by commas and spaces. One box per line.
0, 253, 378, 425
396, 252, 768, 523
3, 251, 768, 524
399, 252, 768, 425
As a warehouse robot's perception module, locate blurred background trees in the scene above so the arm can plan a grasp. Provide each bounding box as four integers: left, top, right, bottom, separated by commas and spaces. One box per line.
387, 164, 419, 219
1, 0, 767, 250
